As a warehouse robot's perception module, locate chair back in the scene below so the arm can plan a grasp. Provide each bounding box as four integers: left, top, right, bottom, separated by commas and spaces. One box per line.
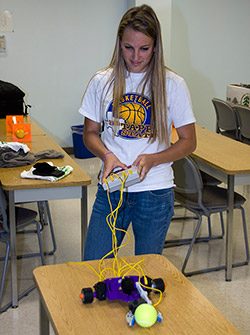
0, 186, 8, 233
172, 156, 210, 216
173, 156, 202, 193
234, 104, 250, 141
212, 98, 239, 136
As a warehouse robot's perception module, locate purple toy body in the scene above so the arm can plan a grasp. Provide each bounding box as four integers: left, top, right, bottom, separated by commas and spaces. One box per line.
100, 276, 140, 302
80, 275, 165, 304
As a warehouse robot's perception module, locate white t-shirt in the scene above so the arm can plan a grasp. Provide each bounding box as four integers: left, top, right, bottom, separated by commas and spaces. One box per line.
79, 68, 196, 192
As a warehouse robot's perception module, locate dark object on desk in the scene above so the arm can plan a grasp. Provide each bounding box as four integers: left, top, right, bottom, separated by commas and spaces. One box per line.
212, 98, 240, 140
0, 148, 64, 167
0, 186, 45, 313
0, 80, 31, 118
234, 104, 250, 145
33, 162, 65, 177
169, 155, 249, 277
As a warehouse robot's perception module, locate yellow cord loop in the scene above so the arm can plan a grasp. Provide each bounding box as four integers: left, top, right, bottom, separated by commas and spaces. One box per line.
67, 168, 163, 307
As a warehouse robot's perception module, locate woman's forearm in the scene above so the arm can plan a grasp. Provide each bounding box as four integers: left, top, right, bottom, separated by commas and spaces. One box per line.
83, 130, 108, 160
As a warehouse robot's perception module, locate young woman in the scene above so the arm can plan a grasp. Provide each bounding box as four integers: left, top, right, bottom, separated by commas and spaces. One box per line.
79, 4, 196, 261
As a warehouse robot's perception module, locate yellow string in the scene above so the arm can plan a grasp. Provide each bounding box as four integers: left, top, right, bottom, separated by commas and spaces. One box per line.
67, 168, 163, 307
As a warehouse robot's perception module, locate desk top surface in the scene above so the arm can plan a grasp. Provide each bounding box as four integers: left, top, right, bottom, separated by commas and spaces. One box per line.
0, 134, 91, 190
172, 124, 250, 175
33, 254, 239, 335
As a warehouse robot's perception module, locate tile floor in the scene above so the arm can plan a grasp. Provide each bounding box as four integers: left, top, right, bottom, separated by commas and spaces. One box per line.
0, 156, 250, 334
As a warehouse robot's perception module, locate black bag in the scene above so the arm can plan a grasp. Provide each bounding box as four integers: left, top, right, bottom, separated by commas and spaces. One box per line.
0, 80, 31, 118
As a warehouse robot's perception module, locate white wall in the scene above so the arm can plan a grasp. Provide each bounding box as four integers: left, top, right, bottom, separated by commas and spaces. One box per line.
0, 0, 129, 147
1, 0, 250, 145
170, 0, 250, 130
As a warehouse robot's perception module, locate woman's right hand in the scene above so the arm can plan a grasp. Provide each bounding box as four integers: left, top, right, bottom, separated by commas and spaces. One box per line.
102, 152, 127, 183
83, 117, 127, 183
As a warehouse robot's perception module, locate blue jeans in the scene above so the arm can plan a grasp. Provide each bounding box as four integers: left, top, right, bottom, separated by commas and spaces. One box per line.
83, 184, 174, 261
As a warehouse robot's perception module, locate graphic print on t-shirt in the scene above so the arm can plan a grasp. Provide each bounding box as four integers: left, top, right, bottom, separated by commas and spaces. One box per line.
106, 93, 151, 139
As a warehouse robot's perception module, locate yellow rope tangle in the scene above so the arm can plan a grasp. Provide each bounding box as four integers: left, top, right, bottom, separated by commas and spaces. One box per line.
68, 169, 163, 306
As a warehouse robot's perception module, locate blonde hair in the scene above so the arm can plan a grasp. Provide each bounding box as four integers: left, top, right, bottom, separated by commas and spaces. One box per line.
104, 4, 169, 145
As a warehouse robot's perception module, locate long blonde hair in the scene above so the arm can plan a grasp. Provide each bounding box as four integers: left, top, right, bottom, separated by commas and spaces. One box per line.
104, 4, 169, 145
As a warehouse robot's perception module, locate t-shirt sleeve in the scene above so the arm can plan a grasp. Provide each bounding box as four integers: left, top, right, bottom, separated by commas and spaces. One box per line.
79, 75, 102, 123
168, 76, 196, 128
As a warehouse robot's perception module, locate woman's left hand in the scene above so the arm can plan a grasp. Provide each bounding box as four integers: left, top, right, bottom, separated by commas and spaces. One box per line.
132, 153, 155, 181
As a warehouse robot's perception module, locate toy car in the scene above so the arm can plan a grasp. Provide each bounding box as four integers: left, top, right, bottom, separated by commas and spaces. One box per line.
80, 275, 165, 304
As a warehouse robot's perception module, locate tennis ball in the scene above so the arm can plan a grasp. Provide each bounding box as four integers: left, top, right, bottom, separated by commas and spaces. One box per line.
134, 303, 157, 328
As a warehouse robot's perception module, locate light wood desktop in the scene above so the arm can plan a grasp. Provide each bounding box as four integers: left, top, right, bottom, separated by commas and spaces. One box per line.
0, 124, 91, 308
33, 254, 239, 335
172, 124, 250, 281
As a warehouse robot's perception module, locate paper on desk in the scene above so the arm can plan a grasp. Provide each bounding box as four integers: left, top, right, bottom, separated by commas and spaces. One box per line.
0, 141, 30, 153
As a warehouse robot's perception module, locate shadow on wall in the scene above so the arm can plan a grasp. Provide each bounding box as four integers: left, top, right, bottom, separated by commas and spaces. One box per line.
170, 6, 216, 131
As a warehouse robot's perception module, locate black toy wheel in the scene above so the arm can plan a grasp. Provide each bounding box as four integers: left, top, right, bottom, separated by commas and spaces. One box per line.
128, 298, 145, 314
94, 281, 107, 301
152, 278, 165, 293
121, 277, 134, 294
80, 288, 94, 304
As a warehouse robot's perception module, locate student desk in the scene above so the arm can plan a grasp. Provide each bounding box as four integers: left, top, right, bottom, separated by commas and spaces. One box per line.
33, 254, 239, 335
0, 133, 91, 308
172, 124, 250, 281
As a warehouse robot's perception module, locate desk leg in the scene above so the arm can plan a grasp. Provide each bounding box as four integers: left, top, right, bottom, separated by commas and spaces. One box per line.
81, 186, 88, 260
226, 175, 235, 281
9, 191, 18, 307
40, 299, 49, 335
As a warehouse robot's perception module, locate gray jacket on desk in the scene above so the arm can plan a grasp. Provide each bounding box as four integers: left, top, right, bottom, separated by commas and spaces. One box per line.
0, 148, 64, 168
